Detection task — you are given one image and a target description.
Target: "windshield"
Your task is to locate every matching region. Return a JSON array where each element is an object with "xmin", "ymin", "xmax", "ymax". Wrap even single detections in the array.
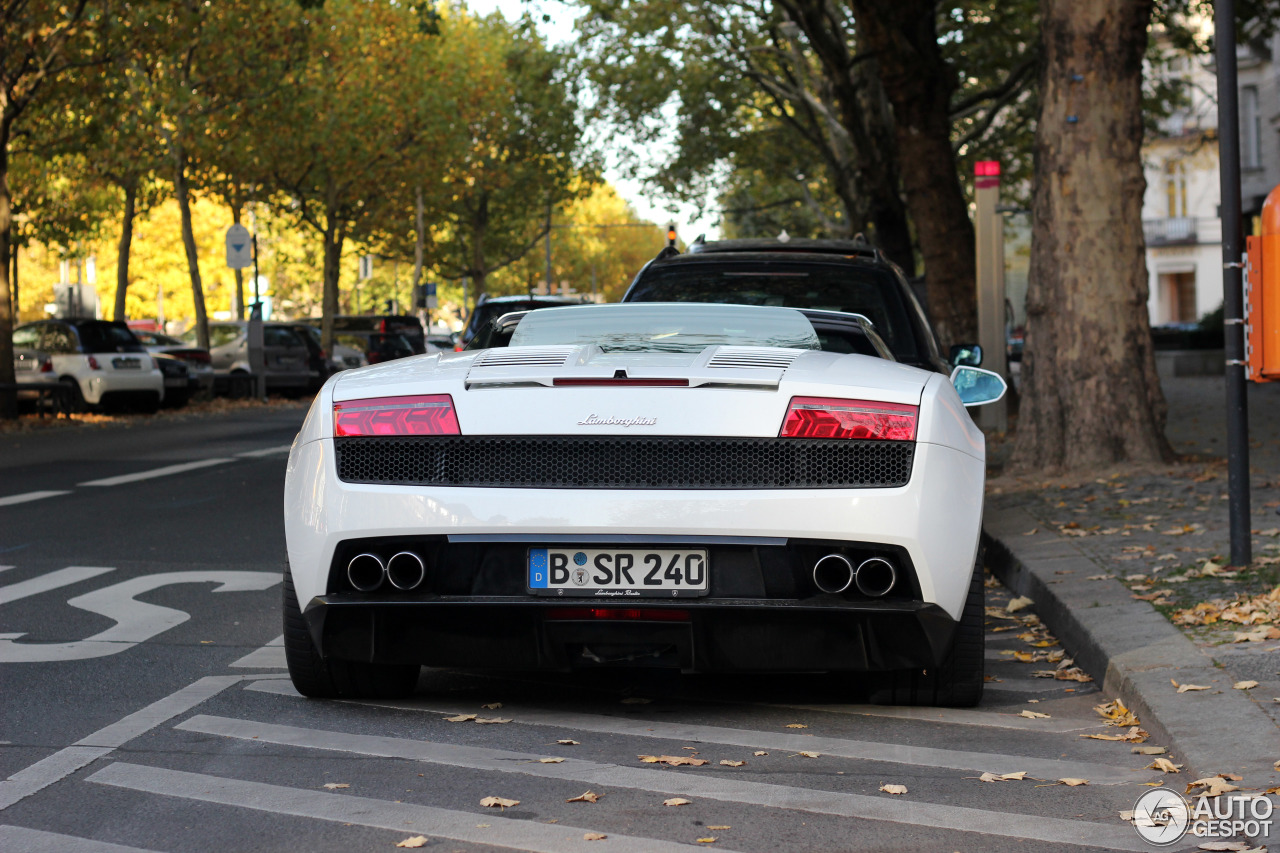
[
  {"xmin": 75, "ymin": 322, "xmax": 145, "ymax": 353},
  {"xmin": 625, "ymin": 262, "xmax": 918, "ymax": 360},
  {"xmin": 508, "ymin": 303, "xmax": 819, "ymax": 353}
]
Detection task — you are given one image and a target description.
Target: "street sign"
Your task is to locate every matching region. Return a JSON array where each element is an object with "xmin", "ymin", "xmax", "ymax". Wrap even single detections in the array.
[
  {"xmin": 359, "ymin": 255, "xmax": 373, "ymax": 280},
  {"xmin": 226, "ymin": 224, "xmax": 252, "ymax": 269}
]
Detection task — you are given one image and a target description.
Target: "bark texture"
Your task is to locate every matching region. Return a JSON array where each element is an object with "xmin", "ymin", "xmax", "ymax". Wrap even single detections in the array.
[
  {"xmin": 113, "ymin": 177, "xmax": 138, "ymax": 322},
  {"xmin": 1011, "ymin": 0, "xmax": 1173, "ymax": 471},
  {"xmin": 319, "ymin": 201, "xmax": 344, "ymax": 356},
  {"xmin": 849, "ymin": 0, "xmax": 978, "ymax": 346},
  {"xmin": 0, "ymin": 125, "xmax": 15, "ymax": 418},
  {"xmin": 173, "ymin": 142, "xmax": 210, "ymax": 350}
]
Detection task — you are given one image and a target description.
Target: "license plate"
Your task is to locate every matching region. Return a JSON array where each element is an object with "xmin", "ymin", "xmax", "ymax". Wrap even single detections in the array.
[
  {"xmin": 112, "ymin": 357, "xmax": 141, "ymax": 369},
  {"xmin": 528, "ymin": 548, "xmax": 708, "ymax": 598}
]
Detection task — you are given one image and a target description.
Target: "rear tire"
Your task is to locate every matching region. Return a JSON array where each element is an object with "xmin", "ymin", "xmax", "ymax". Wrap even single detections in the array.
[
  {"xmin": 869, "ymin": 555, "xmax": 985, "ymax": 708},
  {"xmin": 59, "ymin": 377, "xmax": 86, "ymax": 414},
  {"xmin": 283, "ymin": 569, "xmax": 419, "ymax": 699}
]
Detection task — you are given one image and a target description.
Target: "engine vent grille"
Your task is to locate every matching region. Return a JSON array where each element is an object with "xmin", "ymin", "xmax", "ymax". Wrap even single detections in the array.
[
  {"xmin": 707, "ymin": 347, "xmax": 805, "ymax": 370},
  {"xmin": 472, "ymin": 347, "xmax": 574, "ymax": 368},
  {"xmin": 334, "ymin": 436, "xmax": 913, "ymax": 489}
]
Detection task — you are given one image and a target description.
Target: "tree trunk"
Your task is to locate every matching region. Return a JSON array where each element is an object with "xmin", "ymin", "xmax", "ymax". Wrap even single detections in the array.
[
  {"xmin": 411, "ymin": 185, "xmax": 424, "ymax": 309},
  {"xmin": 850, "ymin": 0, "xmax": 977, "ymax": 348},
  {"xmin": 113, "ymin": 176, "xmax": 138, "ymax": 322},
  {"xmin": 470, "ymin": 205, "xmax": 488, "ymax": 297},
  {"xmin": 320, "ymin": 210, "xmax": 344, "ymax": 356},
  {"xmin": 1010, "ymin": 0, "xmax": 1172, "ymax": 471},
  {"xmin": 173, "ymin": 142, "xmax": 209, "ymax": 350},
  {"xmin": 0, "ymin": 120, "xmax": 16, "ymax": 419}
]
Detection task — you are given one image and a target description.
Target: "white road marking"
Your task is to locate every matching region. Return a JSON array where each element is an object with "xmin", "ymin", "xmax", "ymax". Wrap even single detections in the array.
[
  {"xmin": 0, "ymin": 571, "xmax": 280, "ymax": 663},
  {"xmin": 78, "ymin": 459, "xmax": 234, "ymax": 487},
  {"xmin": 0, "ymin": 566, "xmax": 115, "ymax": 607},
  {"xmin": 0, "ymin": 491, "xmax": 72, "ymax": 507},
  {"xmin": 176, "ymin": 715, "xmax": 1150, "ymax": 851},
  {"xmin": 0, "ymin": 824, "xmax": 163, "ymax": 853},
  {"xmin": 0, "ymin": 566, "xmax": 14, "ymax": 572},
  {"xmin": 90, "ymin": 762, "xmax": 692, "ymax": 853},
  {"xmin": 228, "ymin": 635, "xmax": 286, "ymax": 668},
  {"xmin": 770, "ymin": 703, "xmax": 1106, "ymax": 733},
  {"xmin": 235, "ymin": 444, "xmax": 293, "ymax": 458},
  {"xmin": 0, "ymin": 675, "xmax": 243, "ymax": 812},
  {"xmin": 246, "ymin": 679, "xmax": 1138, "ymax": 783}
]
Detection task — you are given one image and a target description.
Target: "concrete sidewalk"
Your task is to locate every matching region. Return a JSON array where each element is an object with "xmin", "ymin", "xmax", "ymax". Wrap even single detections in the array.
[{"xmin": 983, "ymin": 376, "xmax": 1280, "ymax": 788}]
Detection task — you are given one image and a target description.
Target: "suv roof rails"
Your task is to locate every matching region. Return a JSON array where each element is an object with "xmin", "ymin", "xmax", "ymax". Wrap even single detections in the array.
[{"xmin": 682, "ymin": 236, "xmax": 883, "ymax": 261}]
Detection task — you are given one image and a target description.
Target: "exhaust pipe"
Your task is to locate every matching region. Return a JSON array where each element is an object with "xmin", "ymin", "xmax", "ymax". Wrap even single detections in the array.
[
  {"xmin": 347, "ymin": 553, "xmax": 386, "ymax": 592},
  {"xmin": 386, "ymin": 551, "xmax": 426, "ymax": 591},
  {"xmin": 813, "ymin": 554, "xmax": 854, "ymax": 594},
  {"xmin": 855, "ymin": 557, "xmax": 897, "ymax": 598}
]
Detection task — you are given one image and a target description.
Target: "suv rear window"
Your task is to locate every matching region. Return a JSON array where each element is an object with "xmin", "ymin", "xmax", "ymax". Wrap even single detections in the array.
[
  {"xmin": 74, "ymin": 322, "xmax": 146, "ymax": 353},
  {"xmin": 626, "ymin": 263, "xmax": 918, "ymax": 361}
]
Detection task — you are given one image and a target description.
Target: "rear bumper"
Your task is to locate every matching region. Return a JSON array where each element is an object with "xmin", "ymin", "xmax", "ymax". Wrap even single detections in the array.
[
  {"xmin": 84, "ymin": 371, "xmax": 164, "ymax": 404},
  {"xmin": 301, "ymin": 596, "xmax": 959, "ymax": 673}
]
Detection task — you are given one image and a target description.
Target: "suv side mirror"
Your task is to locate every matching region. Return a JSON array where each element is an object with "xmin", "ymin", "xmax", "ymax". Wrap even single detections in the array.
[
  {"xmin": 949, "ymin": 343, "xmax": 983, "ymax": 367},
  {"xmin": 950, "ymin": 366, "xmax": 1008, "ymax": 407}
]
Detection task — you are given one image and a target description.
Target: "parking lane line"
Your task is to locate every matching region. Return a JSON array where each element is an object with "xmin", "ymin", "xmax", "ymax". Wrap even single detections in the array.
[
  {"xmin": 0, "ymin": 566, "xmax": 115, "ymax": 607},
  {"xmin": 0, "ymin": 824, "xmax": 164, "ymax": 853},
  {"xmin": 245, "ymin": 679, "xmax": 1139, "ymax": 783},
  {"xmin": 228, "ymin": 635, "xmax": 285, "ymax": 668},
  {"xmin": 175, "ymin": 714, "xmax": 1151, "ymax": 851},
  {"xmin": 78, "ymin": 459, "xmax": 235, "ymax": 487},
  {"xmin": 234, "ymin": 444, "xmax": 293, "ymax": 458},
  {"xmin": 89, "ymin": 762, "xmax": 691, "ymax": 853},
  {"xmin": 768, "ymin": 703, "xmax": 1106, "ymax": 733},
  {"xmin": 0, "ymin": 491, "xmax": 73, "ymax": 507}
]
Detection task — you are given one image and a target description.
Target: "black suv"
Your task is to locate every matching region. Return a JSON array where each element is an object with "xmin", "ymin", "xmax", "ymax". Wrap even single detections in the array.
[
  {"xmin": 621, "ymin": 237, "xmax": 955, "ymax": 374},
  {"xmin": 458, "ymin": 294, "xmax": 587, "ymax": 349}
]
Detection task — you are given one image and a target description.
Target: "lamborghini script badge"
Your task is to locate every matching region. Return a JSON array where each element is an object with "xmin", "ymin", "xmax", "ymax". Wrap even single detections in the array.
[{"xmin": 577, "ymin": 415, "xmax": 657, "ymax": 427}]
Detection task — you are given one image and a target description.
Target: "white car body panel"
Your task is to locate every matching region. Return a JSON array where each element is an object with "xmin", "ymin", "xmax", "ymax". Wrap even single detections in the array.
[{"xmin": 51, "ymin": 352, "xmax": 164, "ymax": 405}]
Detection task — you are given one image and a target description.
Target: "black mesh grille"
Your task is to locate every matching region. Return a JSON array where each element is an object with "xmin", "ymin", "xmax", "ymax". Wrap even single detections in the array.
[{"xmin": 334, "ymin": 436, "xmax": 913, "ymax": 489}]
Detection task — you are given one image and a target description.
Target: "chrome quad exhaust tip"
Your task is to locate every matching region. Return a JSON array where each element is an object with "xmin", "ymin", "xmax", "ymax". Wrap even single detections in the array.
[
  {"xmin": 813, "ymin": 553, "xmax": 855, "ymax": 594},
  {"xmin": 347, "ymin": 553, "xmax": 386, "ymax": 592},
  {"xmin": 386, "ymin": 551, "xmax": 426, "ymax": 591},
  {"xmin": 854, "ymin": 557, "xmax": 897, "ymax": 598}
]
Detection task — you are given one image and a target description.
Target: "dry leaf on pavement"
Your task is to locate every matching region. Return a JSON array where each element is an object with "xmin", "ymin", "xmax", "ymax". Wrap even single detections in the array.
[
  {"xmin": 445, "ymin": 714, "xmax": 477, "ymax": 722},
  {"xmin": 1194, "ymin": 841, "xmax": 1252, "ymax": 851},
  {"xmin": 481, "ymin": 702, "xmax": 502, "ymax": 710},
  {"xmin": 322, "ymin": 783, "xmax": 350, "ymax": 789},
  {"xmin": 696, "ymin": 838, "xmax": 717, "ymax": 845},
  {"xmin": 480, "ymin": 797, "xmax": 519, "ymax": 809},
  {"xmin": 566, "ymin": 791, "xmax": 601, "ymax": 803},
  {"xmin": 879, "ymin": 784, "xmax": 908, "ymax": 795},
  {"xmin": 557, "ymin": 739, "xmax": 580, "ymax": 745},
  {"xmin": 1058, "ymin": 778, "xmax": 1089, "ymax": 786},
  {"xmin": 1095, "ymin": 699, "xmax": 1140, "ymax": 727},
  {"xmin": 707, "ymin": 826, "xmax": 730, "ymax": 830},
  {"xmin": 784, "ymin": 723, "xmax": 807, "ymax": 729},
  {"xmin": 639, "ymin": 755, "xmax": 709, "ymax": 767},
  {"xmin": 583, "ymin": 832, "xmax": 607, "ymax": 841},
  {"xmin": 1132, "ymin": 746, "xmax": 1168, "ymax": 755},
  {"xmin": 475, "ymin": 717, "xmax": 512, "ymax": 724},
  {"xmin": 1185, "ymin": 777, "xmax": 1240, "ymax": 798},
  {"xmin": 753, "ymin": 751, "xmax": 768, "ymax": 756},
  {"xmin": 719, "ymin": 760, "xmax": 746, "ymax": 767},
  {"xmin": 663, "ymin": 797, "xmax": 692, "ymax": 806},
  {"xmin": 1007, "ymin": 596, "xmax": 1033, "ymax": 613},
  {"xmin": 1173, "ymin": 680, "xmax": 1211, "ymax": 693},
  {"xmin": 1149, "ymin": 758, "xmax": 1183, "ymax": 773},
  {"xmin": 396, "ymin": 836, "xmax": 429, "ymax": 848},
  {"xmin": 798, "ymin": 751, "xmax": 821, "ymax": 759},
  {"xmin": 1233, "ymin": 680, "xmax": 1259, "ymax": 690},
  {"xmin": 1019, "ymin": 710, "xmax": 1051, "ymax": 719},
  {"xmin": 538, "ymin": 758, "xmax": 564, "ymax": 764},
  {"xmin": 977, "ymin": 771, "xmax": 1028, "ymax": 782}
]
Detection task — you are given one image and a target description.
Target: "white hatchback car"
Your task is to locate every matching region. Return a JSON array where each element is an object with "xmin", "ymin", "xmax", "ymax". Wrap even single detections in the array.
[{"xmin": 12, "ymin": 320, "xmax": 164, "ymax": 412}]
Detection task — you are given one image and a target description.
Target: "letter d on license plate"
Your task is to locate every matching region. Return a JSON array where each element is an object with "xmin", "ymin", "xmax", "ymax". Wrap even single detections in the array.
[{"xmin": 528, "ymin": 548, "xmax": 708, "ymax": 597}]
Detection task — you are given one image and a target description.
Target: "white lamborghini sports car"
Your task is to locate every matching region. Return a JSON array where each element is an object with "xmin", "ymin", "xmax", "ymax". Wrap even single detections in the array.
[{"xmin": 283, "ymin": 303, "xmax": 1007, "ymax": 707}]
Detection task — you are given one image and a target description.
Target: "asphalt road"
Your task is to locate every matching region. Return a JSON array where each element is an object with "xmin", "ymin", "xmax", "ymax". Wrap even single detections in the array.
[{"xmin": 0, "ymin": 406, "xmax": 1195, "ymax": 852}]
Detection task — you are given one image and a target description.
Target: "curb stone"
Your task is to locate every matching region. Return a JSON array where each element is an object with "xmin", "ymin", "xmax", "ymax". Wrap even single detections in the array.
[{"xmin": 984, "ymin": 501, "xmax": 1280, "ymax": 785}]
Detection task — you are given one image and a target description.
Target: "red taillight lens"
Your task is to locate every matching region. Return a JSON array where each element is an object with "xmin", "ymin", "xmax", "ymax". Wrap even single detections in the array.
[
  {"xmin": 333, "ymin": 394, "xmax": 460, "ymax": 436},
  {"xmin": 780, "ymin": 396, "xmax": 917, "ymax": 441},
  {"xmin": 544, "ymin": 608, "xmax": 690, "ymax": 622},
  {"xmin": 40, "ymin": 358, "xmax": 53, "ymax": 373},
  {"xmin": 87, "ymin": 356, "xmax": 101, "ymax": 370}
]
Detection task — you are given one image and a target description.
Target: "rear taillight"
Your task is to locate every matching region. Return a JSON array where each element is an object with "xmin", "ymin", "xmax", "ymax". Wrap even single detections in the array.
[
  {"xmin": 40, "ymin": 358, "xmax": 53, "ymax": 373},
  {"xmin": 87, "ymin": 356, "xmax": 101, "ymax": 370},
  {"xmin": 333, "ymin": 394, "xmax": 460, "ymax": 437},
  {"xmin": 181, "ymin": 351, "xmax": 212, "ymax": 365},
  {"xmin": 780, "ymin": 397, "xmax": 917, "ymax": 441}
]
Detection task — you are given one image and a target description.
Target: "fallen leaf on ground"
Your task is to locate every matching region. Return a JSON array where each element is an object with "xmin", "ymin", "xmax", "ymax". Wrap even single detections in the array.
[
  {"xmin": 566, "ymin": 791, "xmax": 601, "ymax": 803},
  {"xmin": 1019, "ymin": 710, "xmax": 1051, "ymax": 719},
  {"xmin": 753, "ymin": 751, "xmax": 768, "ymax": 756},
  {"xmin": 621, "ymin": 697, "xmax": 652, "ymax": 704},
  {"xmin": 475, "ymin": 717, "xmax": 512, "ymax": 724},
  {"xmin": 538, "ymin": 757, "xmax": 565, "ymax": 764},
  {"xmin": 663, "ymin": 797, "xmax": 692, "ymax": 807},
  {"xmin": 798, "ymin": 751, "xmax": 821, "ymax": 759},
  {"xmin": 1149, "ymin": 758, "xmax": 1183, "ymax": 773},
  {"xmin": 1185, "ymin": 777, "xmax": 1240, "ymax": 798},
  {"xmin": 1023, "ymin": 528, "xmax": 1039, "ymax": 535},
  {"xmin": 557, "ymin": 739, "xmax": 580, "ymax": 745},
  {"xmin": 707, "ymin": 825, "xmax": 730, "ymax": 830},
  {"xmin": 1087, "ymin": 574, "xmax": 1110, "ymax": 581},
  {"xmin": 1233, "ymin": 680, "xmax": 1260, "ymax": 690},
  {"xmin": 696, "ymin": 838, "xmax": 717, "ymax": 844},
  {"xmin": 1195, "ymin": 842, "xmax": 1253, "ymax": 851},
  {"xmin": 1058, "ymin": 778, "xmax": 1089, "ymax": 786},
  {"xmin": 719, "ymin": 760, "xmax": 746, "ymax": 767},
  {"xmin": 1007, "ymin": 596, "xmax": 1033, "ymax": 613},
  {"xmin": 1173, "ymin": 680, "xmax": 1211, "ymax": 693},
  {"xmin": 1081, "ymin": 726, "xmax": 1148, "ymax": 743},
  {"xmin": 978, "ymin": 771, "xmax": 1027, "ymax": 782},
  {"xmin": 445, "ymin": 714, "xmax": 477, "ymax": 722},
  {"xmin": 481, "ymin": 702, "xmax": 502, "ymax": 710},
  {"xmin": 583, "ymin": 832, "xmax": 607, "ymax": 841},
  {"xmin": 396, "ymin": 836, "xmax": 429, "ymax": 848},
  {"xmin": 639, "ymin": 755, "xmax": 709, "ymax": 767},
  {"xmin": 322, "ymin": 783, "xmax": 349, "ymax": 789},
  {"xmin": 682, "ymin": 747, "xmax": 699, "ymax": 752},
  {"xmin": 784, "ymin": 723, "xmax": 808, "ymax": 729},
  {"xmin": 1132, "ymin": 746, "xmax": 1167, "ymax": 755},
  {"xmin": 879, "ymin": 783, "xmax": 908, "ymax": 795},
  {"xmin": 480, "ymin": 797, "xmax": 519, "ymax": 809}
]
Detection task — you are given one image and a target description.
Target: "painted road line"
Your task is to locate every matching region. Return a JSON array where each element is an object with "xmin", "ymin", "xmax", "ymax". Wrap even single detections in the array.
[
  {"xmin": 90, "ymin": 762, "xmax": 692, "ymax": 853},
  {"xmin": 177, "ymin": 714, "xmax": 1148, "ymax": 851},
  {"xmin": 78, "ymin": 458, "xmax": 235, "ymax": 487},
  {"xmin": 229, "ymin": 635, "xmax": 286, "ymax": 668},
  {"xmin": 235, "ymin": 444, "xmax": 293, "ymax": 458},
  {"xmin": 0, "ymin": 566, "xmax": 114, "ymax": 607},
  {"xmin": 0, "ymin": 491, "xmax": 73, "ymax": 508},
  {"xmin": 0, "ymin": 824, "xmax": 163, "ymax": 853},
  {"xmin": 246, "ymin": 679, "xmax": 1140, "ymax": 783},
  {"xmin": 0, "ymin": 675, "xmax": 244, "ymax": 812},
  {"xmin": 768, "ymin": 703, "xmax": 1107, "ymax": 733}
]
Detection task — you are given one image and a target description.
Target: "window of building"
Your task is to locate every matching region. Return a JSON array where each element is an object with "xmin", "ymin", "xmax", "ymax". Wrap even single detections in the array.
[
  {"xmin": 1242, "ymin": 85, "xmax": 1262, "ymax": 170},
  {"xmin": 1165, "ymin": 160, "xmax": 1188, "ymax": 218}
]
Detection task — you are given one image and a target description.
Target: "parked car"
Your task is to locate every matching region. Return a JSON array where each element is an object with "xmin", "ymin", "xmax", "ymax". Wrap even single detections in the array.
[
  {"xmin": 131, "ymin": 330, "xmax": 215, "ymax": 397},
  {"xmin": 12, "ymin": 320, "xmax": 164, "ymax": 412},
  {"xmin": 331, "ymin": 315, "xmax": 428, "ymax": 356},
  {"xmin": 334, "ymin": 331, "xmax": 415, "ymax": 365},
  {"xmin": 621, "ymin": 237, "xmax": 962, "ymax": 375},
  {"xmin": 181, "ymin": 321, "xmax": 312, "ymax": 394},
  {"xmin": 152, "ymin": 353, "xmax": 193, "ymax": 408},
  {"xmin": 293, "ymin": 325, "xmax": 368, "ymax": 385},
  {"xmin": 282, "ymin": 302, "xmax": 1008, "ymax": 705},
  {"xmin": 457, "ymin": 295, "xmax": 587, "ymax": 349}
]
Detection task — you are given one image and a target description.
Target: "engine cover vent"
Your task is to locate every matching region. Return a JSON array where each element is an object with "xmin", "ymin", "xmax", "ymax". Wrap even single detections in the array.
[
  {"xmin": 706, "ymin": 347, "xmax": 805, "ymax": 370},
  {"xmin": 472, "ymin": 347, "xmax": 575, "ymax": 368}
]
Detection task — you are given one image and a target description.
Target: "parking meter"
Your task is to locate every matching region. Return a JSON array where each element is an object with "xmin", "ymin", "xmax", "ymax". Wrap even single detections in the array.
[{"xmin": 247, "ymin": 303, "xmax": 266, "ymax": 400}]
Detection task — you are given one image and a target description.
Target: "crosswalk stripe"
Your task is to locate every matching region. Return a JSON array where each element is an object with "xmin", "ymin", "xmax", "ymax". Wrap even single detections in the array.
[
  {"xmin": 0, "ymin": 824, "xmax": 163, "ymax": 853},
  {"xmin": 177, "ymin": 714, "xmax": 1149, "ymax": 851},
  {"xmin": 246, "ymin": 679, "xmax": 1139, "ymax": 783},
  {"xmin": 88, "ymin": 762, "xmax": 692, "ymax": 853}
]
